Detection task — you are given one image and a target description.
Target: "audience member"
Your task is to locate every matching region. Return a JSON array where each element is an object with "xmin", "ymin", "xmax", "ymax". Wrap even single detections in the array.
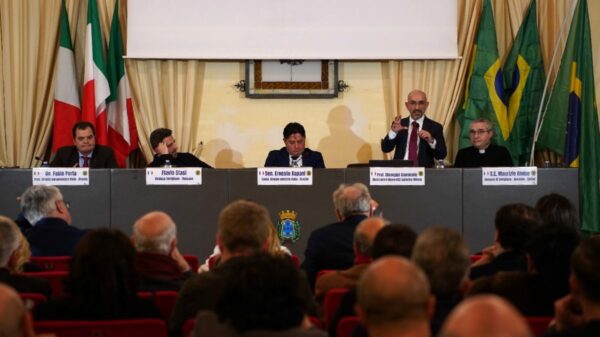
[
  {"xmin": 34, "ymin": 228, "xmax": 161, "ymax": 320},
  {"xmin": 470, "ymin": 203, "xmax": 541, "ymax": 280},
  {"xmin": 192, "ymin": 253, "xmax": 326, "ymax": 337},
  {"xmin": 265, "ymin": 122, "xmax": 325, "ymax": 168},
  {"xmin": 50, "ymin": 121, "xmax": 118, "ymax": 168},
  {"xmin": 454, "ymin": 118, "xmax": 514, "ymax": 167},
  {"xmin": 356, "ymin": 256, "xmax": 434, "ymax": 337},
  {"xmin": 132, "ymin": 211, "xmax": 192, "ymax": 291},
  {"xmin": 7, "ymin": 229, "xmax": 38, "ymax": 273},
  {"xmin": 535, "ymin": 193, "xmax": 580, "ymax": 235},
  {"xmin": 381, "ymin": 89, "xmax": 447, "ymax": 167},
  {"xmin": 20, "ymin": 185, "xmax": 87, "ymax": 256},
  {"xmin": 148, "ymin": 128, "xmax": 212, "ymax": 168},
  {"xmin": 0, "ymin": 284, "xmax": 36, "ymax": 337},
  {"xmin": 440, "ymin": 295, "xmax": 532, "ymax": 337},
  {"xmin": 412, "ymin": 226, "xmax": 471, "ymax": 336},
  {"xmin": 0, "ymin": 216, "xmax": 51, "ymax": 297},
  {"xmin": 545, "ymin": 237, "xmax": 600, "ymax": 336},
  {"xmin": 314, "ymin": 217, "xmax": 387, "ymax": 300}
]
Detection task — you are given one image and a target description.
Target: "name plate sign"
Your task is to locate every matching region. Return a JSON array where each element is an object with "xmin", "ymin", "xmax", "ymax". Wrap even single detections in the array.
[
  {"xmin": 32, "ymin": 168, "xmax": 90, "ymax": 186},
  {"xmin": 146, "ymin": 168, "xmax": 202, "ymax": 185},
  {"xmin": 370, "ymin": 167, "xmax": 425, "ymax": 186},
  {"xmin": 257, "ymin": 168, "xmax": 313, "ymax": 185},
  {"xmin": 482, "ymin": 167, "xmax": 538, "ymax": 186}
]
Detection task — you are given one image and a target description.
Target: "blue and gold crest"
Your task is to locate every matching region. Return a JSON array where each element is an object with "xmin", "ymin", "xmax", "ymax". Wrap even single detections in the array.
[{"xmin": 277, "ymin": 210, "xmax": 301, "ymax": 244}]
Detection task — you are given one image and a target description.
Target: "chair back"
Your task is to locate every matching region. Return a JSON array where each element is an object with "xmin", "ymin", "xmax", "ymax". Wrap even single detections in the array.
[
  {"xmin": 182, "ymin": 318, "xmax": 196, "ymax": 337},
  {"xmin": 30, "ymin": 256, "xmax": 71, "ymax": 271},
  {"xmin": 526, "ymin": 316, "xmax": 553, "ymax": 337},
  {"xmin": 183, "ymin": 255, "xmax": 199, "ymax": 272},
  {"xmin": 137, "ymin": 291, "xmax": 179, "ymax": 320},
  {"xmin": 22, "ymin": 271, "xmax": 69, "ymax": 298},
  {"xmin": 337, "ymin": 316, "xmax": 360, "ymax": 337},
  {"xmin": 19, "ymin": 292, "xmax": 47, "ymax": 310},
  {"xmin": 323, "ymin": 288, "xmax": 350, "ymax": 328},
  {"xmin": 34, "ymin": 319, "xmax": 167, "ymax": 337}
]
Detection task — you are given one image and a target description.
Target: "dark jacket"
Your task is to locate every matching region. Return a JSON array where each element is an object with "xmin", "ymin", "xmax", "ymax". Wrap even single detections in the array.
[
  {"xmin": 381, "ymin": 116, "xmax": 446, "ymax": 167},
  {"xmin": 264, "ymin": 148, "xmax": 325, "ymax": 168},
  {"xmin": 148, "ymin": 152, "xmax": 212, "ymax": 168},
  {"xmin": 25, "ymin": 217, "xmax": 88, "ymax": 257},
  {"xmin": 51, "ymin": 145, "xmax": 118, "ymax": 168},
  {"xmin": 0, "ymin": 268, "xmax": 52, "ymax": 298}
]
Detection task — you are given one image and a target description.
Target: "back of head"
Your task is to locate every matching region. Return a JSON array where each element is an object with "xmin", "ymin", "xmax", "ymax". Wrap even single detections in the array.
[
  {"xmin": 218, "ymin": 200, "xmax": 271, "ymax": 255},
  {"xmin": 354, "ymin": 217, "xmax": 388, "ymax": 258},
  {"xmin": 495, "ymin": 203, "xmax": 541, "ymax": 251},
  {"xmin": 412, "ymin": 226, "xmax": 470, "ymax": 297},
  {"xmin": 535, "ymin": 193, "xmax": 580, "ymax": 234},
  {"xmin": 371, "ymin": 223, "xmax": 417, "ymax": 259},
  {"xmin": 283, "ymin": 122, "xmax": 306, "ymax": 138},
  {"xmin": 440, "ymin": 295, "xmax": 532, "ymax": 337},
  {"xmin": 132, "ymin": 211, "xmax": 176, "ymax": 255},
  {"xmin": 215, "ymin": 253, "xmax": 306, "ymax": 333},
  {"xmin": 571, "ymin": 237, "xmax": 600, "ymax": 303},
  {"xmin": 332, "ymin": 183, "xmax": 371, "ymax": 218},
  {"xmin": 68, "ymin": 228, "xmax": 138, "ymax": 318},
  {"xmin": 0, "ymin": 216, "xmax": 20, "ymax": 268},
  {"xmin": 149, "ymin": 128, "xmax": 172, "ymax": 149},
  {"xmin": 0, "ymin": 284, "xmax": 29, "ymax": 337},
  {"xmin": 357, "ymin": 256, "xmax": 431, "ymax": 326},
  {"xmin": 20, "ymin": 185, "xmax": 62, "ymax": 225}
]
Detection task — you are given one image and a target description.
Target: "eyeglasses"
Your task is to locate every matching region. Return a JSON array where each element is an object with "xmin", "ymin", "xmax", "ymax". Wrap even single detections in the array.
[
  {"xmin": 59, "ymin": 200, "xmax": 71, "ymax": 209},
  {"xmin": 469, "ymin": 129, "xmax": 491, "ymax": 136}
]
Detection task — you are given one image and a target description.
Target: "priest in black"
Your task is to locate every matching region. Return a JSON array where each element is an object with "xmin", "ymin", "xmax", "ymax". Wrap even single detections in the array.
[
  {"xmin": 148, "ymin": 128, "xmax": 212, "ymax": 168},
  {"xmin": 454, "ymin": 118, "xmax": 513, "ymax": 168}
]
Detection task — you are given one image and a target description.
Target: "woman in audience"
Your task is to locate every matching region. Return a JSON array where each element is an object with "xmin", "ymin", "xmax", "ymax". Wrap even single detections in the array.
[
  {"xmin": 7, "ymin": 230, "xmax": 39, "ymax": 273},
  {"xmin": 34, "ymin": 228, "xmax": 160, "ymax": 320}
]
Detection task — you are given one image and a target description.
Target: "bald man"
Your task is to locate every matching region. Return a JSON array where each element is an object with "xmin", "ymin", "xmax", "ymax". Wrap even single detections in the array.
[
  {"xmin": 356, "ymin": 256, "xmax": 435, "ymax": 337},
  {"xmin": 381, "ymin": 89, "xmax": 447, "ymax": 167},
  {"xmin": 440, "ymin": 295, "xmax": 533, "ymax": 337},
  {"xmin": 0, "ymin": 284, "xmax": 35, "ymax": 337},
  {"xmin": 132, "ymin": 211, "xmax": 192, "ymax": 291},
  {"xmin": 315, "ymin": 217, "xmax": 387, "ymax": 300}
]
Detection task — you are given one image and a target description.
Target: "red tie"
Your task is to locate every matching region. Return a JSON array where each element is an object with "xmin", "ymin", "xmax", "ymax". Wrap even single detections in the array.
[
  {"xmin": 82, "ymin": 156, "xmax": 90, "ymax": 168},
  {"xmin": 408, "ymin": 121, "xmax": 419, "ymax": 166}
]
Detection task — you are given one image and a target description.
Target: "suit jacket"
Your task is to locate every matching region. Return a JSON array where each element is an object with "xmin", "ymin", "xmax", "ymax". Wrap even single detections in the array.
[
  {"xmin": 25, "ymin": 217, "xmax": 88, "ymax": 257},
  {"xmin": 50, "ymin": 145, "xmax": 118, "ymax": 168},
  {"xmin": 148, "ymin": 152, "xmax": 212, "ymax": 168},
  {"xmin": 380, "ymin": 116, "xmax": 447, "ymax": 167},
  {"xmin": 264, "ymin": 148, "xmax": 325, "ymax": 168}
]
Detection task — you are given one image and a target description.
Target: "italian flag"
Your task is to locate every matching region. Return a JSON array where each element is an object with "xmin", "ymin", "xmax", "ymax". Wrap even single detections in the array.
[
  {"xmin": 52, "ymin": 0, "xmax": 80, "ymax": 152},
  {"xmin": 106, "ymin": 0, "xmax": 139, "ymax": 167},
  {"xmin": 82, "ymin": 0, "xmax": 110, "ymax": 145}
]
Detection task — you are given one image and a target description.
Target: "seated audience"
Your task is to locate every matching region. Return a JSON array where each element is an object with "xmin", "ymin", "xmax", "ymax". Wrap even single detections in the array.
[
  {"xmin": 412, "ymin": 226, "xmax": 471, "ymax": 336},
  {"xmin": 356, "ymin": 256, "xmax": 434, "ymax": 337},
  {"xmin": 20, "ymin": 185, "xmax": 87, "ymax": 256},
  {"xmin": 132, "ymin": 211, "xmax": 193, "ymax": 291},
  {"xmin": 303, "ymin": 183, "xmax": 372, "ymax": 288},
  {"xmin": 440, "ymin": 295, "xmax": 532, "ymax": 337},
  {"xmin": 0, "ymin": 216, "xmax": 51, "ymax": 297},
  {"xmin": 454, "ymin": 118, "xmax": 514, "ymax": 167},
  {"xmin": 314, "ymin": 217, "xmax": 387, "ymax": 301},
  {"xmin": 0, "ymin": 284, "xmax": 36, "ymax": 337},
  {"xmin": 8, "ymin": 229, "xmax": 39, "ymax": 273},
  {"xmin": 34, "ymin": 228, "xmax": 161, "ymax": 320},
  {"xmin": 265, "ymin": 122, "xmax": 325, "ymax": 168},
  {"xmin": 535, "ymin": 193, "xmax": 580, "ymax": 235},
  {"xmin": 148, "ymin": 128, "xmax": 212, "ymax": 168},
  {"xmin": 470, "ymin": 203, "xmax": 541, "ymax": 280},
  {"xmin": 50, "ymin": 121, "xmax": 118, "ymax": 168},
  {"xmin": 191, "ymin": 253, "xmax": 326, "ymax": 337}
]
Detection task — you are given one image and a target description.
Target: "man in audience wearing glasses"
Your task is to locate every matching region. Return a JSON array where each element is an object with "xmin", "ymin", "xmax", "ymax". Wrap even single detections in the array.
[{"xmin": 453, "ymin": 117, "xmax": 513, "ymax": 168}]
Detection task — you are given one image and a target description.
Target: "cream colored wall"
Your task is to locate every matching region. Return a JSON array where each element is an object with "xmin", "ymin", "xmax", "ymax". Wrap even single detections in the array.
[{"xmin": 197, "ymin": 62, "xmax": 390, "ymax": 168}]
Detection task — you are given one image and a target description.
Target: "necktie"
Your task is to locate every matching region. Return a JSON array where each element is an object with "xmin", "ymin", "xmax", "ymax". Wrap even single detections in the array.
[
  {"xmin": 408, "ymin": 121, "xmax": 419, "ymax": 166},
  {"xmin": 82, "ymin": 156, "xmax": 90, "ymax": 168}
]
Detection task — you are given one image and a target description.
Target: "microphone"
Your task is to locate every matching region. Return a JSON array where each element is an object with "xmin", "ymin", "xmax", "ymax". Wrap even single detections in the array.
[{"xmin": 35, "ymin": 155, "xmax": 49, "ymax": 167}]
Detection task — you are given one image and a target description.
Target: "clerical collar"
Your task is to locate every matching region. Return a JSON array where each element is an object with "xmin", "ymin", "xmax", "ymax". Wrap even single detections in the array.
[{"xmin": 478, "ymin": 148, "xmax": 486, "ymax": 154}]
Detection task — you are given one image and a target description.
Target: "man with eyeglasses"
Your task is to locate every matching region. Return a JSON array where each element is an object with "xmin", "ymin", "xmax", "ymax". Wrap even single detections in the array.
[
  {"xmin": 381, "ymin": 89, "xmax": 447, "ymax": 167},
  {"xmin": 19, "ymin": 185, "xmax": 87, "ymax": 256},
  {"xmin": 454, "ymin": 118, "xmax": 513, "ymax": 168}
]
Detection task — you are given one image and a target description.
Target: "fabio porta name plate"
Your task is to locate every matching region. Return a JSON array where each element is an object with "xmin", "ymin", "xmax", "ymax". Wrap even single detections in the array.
[
  {"xmin": 482, "ymin": 167, "xmax": 538, "ymax": 186},
  {"xmin": 257, "ymin": 168, "xmax": 313, "ymax": 185},
  {"xmin": 32, "ymin": 168, "xmax": 90, "ymax": 186},
  {"xmin": 370, "ymin": 167, "xmax": 425, "ymax": 186},
  {"xmin": 146, "ymin": 168, "xmax": 202, "ymax": 185}
]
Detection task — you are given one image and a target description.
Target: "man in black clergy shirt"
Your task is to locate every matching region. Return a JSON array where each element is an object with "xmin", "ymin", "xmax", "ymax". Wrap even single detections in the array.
[
  {"xmin": 148, "ymin": 128, "xmax": 212, "ymax": 168},
  {"xmin": 454, "ymin": 118, "xmax": 513, "ymax": 168},
  {"xmin": 51, "ymin": 121, "xmax": 118, "ymax": 168}
]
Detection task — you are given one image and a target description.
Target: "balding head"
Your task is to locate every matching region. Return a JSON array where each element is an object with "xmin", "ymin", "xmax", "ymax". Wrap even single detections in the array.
[
  {"xmin": 0, "ymin": 284, "xmax": 34, "ymax": 337},
  {"xmin": 441, "ymin": 295, "xmax": 532, "ymax": 337},
  {"xmin": 133, "ymin": 211, "xmax": 176, "ymax": 255},
  {"xmin": 332, "ymin": 183, "xmax": 371, "ymax": 219},
  {"xmin": 357, "ymin": 256, "xmax": 433, "ymax": 329},
  {"xmin": 354, "ymin": 217, "xmax": 387, "ymax": 257}
]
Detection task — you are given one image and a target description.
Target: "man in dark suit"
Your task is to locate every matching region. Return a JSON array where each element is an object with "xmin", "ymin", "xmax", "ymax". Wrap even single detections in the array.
[
  {"xmin": 381, "ymin": 89, "xmax": 447, "ymax": 167},
  {"xmin": 264, "ymin": 122, "xmax": 325, "ymax": 168},
  {"xmin": 148, "ymin": 128, "xmax": 212, "ymax": 168},
  {"xmin": 50, "ymin": 121, "xmax": 118, "ymax": 168}
]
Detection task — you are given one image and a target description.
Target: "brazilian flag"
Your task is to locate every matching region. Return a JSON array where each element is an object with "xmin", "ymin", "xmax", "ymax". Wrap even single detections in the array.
[
  {"xmin": 503, "ymin": 0, "xmax": 545, "ymax": 166},
  {"xmin": 537, "ymin": 0, "xmax": 600, "ymax": 233},
  {"xmin": 456, "ymin": 0, "xmax": 508, "ymax": 150}
]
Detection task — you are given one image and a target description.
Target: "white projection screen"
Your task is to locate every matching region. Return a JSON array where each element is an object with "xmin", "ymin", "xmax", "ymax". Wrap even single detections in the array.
[{"xmin": 127, "ymin": 0, "xmax": 457, "ymax": 60}]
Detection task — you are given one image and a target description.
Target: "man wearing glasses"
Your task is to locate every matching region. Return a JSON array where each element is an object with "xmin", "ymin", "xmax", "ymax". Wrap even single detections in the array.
[
  {"xmin": 381, "ymin": 89, "xmax": 447, "ymax": 167},
  {"xmin": 454, "ymin": 118, "xmax": 513, "ymax": 168},
  {"xmin": 19, "ymin": 185, "xmax": 87, "ymax": 256}
]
